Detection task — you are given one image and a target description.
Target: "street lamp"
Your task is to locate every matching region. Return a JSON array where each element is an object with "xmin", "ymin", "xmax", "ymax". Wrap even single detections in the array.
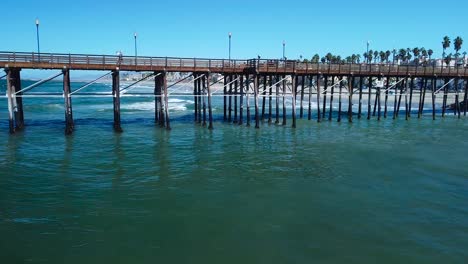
[
  {"xmin": 35, "ymin": 18, "xmax": 40, "ymax": 61},
  {"xmin": 228, "ymin": 32, "xmax": 232, "ymax": 63},
  {"xmin": 134, "ymin": 32, "xmax": 138, "ymax": 66},
  {"xmin": 282, "ymin": 40, "xmax": 286, "ymax": 60},
  {"xmin": 366, "ymin": 40, "xmax": 370, "ymax": 64}
]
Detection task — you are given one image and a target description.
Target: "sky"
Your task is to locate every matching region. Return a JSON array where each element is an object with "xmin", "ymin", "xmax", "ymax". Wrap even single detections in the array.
[{"xmin": 1, "ymin": 0, "xmax": 467, "ymax": 62}]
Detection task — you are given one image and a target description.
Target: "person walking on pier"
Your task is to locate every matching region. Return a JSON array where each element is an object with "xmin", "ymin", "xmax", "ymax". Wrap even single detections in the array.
[{"xmin": 116, "ymin": 51, "xmax": 123, "ymax": 66}]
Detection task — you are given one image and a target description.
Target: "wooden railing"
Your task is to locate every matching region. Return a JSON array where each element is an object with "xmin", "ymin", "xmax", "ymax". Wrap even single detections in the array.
[{"xmin": 1, "ymin": 51, "xmax": 467, "ymax": 76}]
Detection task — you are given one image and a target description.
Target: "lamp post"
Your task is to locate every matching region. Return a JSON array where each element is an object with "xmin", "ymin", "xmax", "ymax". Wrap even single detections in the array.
[
  {"xmin": 228, "ymin": 32, "xmax": 232, "ymax": 63},
  {"xmin": 35, "ymin": 18, "xmax": 40, "ymax": 61},
  {"xmin": 366, "ymin": 41, "xmax": 370, "ymax": 64},
  {"xmin": 282, "ymin": 40, "xmax": 286, "ymax": 60},
  {"xmin": 134, "ymin": 32, "xmax": 138, "ymax": 66}
]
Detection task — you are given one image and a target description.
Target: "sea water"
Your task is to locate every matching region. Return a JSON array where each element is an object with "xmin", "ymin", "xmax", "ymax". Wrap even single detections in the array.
[{"xmin": 0, "ymin": 80, "xmax": 467, "ymax": 263}]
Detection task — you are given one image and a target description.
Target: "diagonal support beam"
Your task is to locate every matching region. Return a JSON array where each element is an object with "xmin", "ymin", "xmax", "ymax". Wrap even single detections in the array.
[
  {"xmin": 167, "ymin": 73, "xmax": 194, "ymax": 89},
  {"xmin": 434, "ymin": 78, "xmax": 454, "ymax": 94},
  {"xmin": 71, "ymin": 71, "xmax": 112, "ymax": 95},
  {"xmin": 120, "ymin": 72, "xmax": 158, "ymax": 94},
  {"xmin": 14, "ymin": 71, "xmax": 63, "ymax": 95}
]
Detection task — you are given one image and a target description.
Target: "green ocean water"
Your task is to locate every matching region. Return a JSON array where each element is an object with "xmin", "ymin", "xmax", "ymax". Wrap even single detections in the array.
[{"xmin": 0, "ymin": 80, "xmax": 467, "ymax": 263}]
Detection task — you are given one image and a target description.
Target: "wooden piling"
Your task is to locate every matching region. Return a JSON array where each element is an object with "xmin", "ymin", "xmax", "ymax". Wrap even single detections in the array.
[
  {"xmin": 155, "ymin": 72, "xmax": 165, "ymax": 126},
  {"xmin": 275, "ymin": 75, "xmax": 280, "ymax": 124},
  {"xmin": 377, "ymin": 78, "xmax": 381, "ymax": 121},
  {"xmin": 337, "ymin": 77, "xmax": 342, "ymax": 122},
  {"xmin": 432, "ymin": 77, "xmax": 436, "ymax": 120},
  {"xmin": 348, "ymin": 75, "xmax": 353, "ymax": 123},
  {"xmin": 207, "ymin": 72, "xmax": 213, "ymax": 129},
  {"xmin": 322, "ymin": 75, "xmax": 328, "ymax": 119},
  {"xmin": 384, "ymin": 76, "xmax": 390, "ymax": 118},
  {"xmin": 408, "ymin": 77, "xmax": 414, "ymax": 118},
  {"xmin": 292, "ymin": 75, "xmax": 297, "ymax": 128},
  {"xmin": 367, "ymin": 76, "xmax": 372, "ymax": 120},
  {"xmin": 404, "ymin": 78, "xmax": 409, "ymax": 121},
  {"xmin": 246, "ymin": 74, "xmax": 251, "ymax": 127},
  {"xmin": 6, "ymin": 68, "xmax": 16, "ymax": 134},
  {"xmin": 193, "ymin": 73, "xmax": 198, "ymax": 122},
  {"xmin": 418, "ymin": 78, "xmax": 425, "ymax": 118},
  {"xmin": 328, "ymin": 76, "xmax": 335, "ymax": 121},
  {"xmin": 442, "ymin": 78, "xmax": 448, "ymax": 117},
  {"xmin": 317, "ymin": 75, "xmax": 322, "ymax": 123},
  {"xmin": 202, "ymin": 74, "xmax": 207, "ymax": 127},
  {"xmin": 163, "ymin": 71, "xmax": 171, "ymax": 130},
  {"xmin": 12, "ymin": 69, "xmax": 24, "ymax": 130},
  {"xmin": 112, "ymin": 70, "xmax": 123, "ymax": 132},
  {"xmin": 254, "ymin": 74, "xmax": 260, "ymax": 129},
  {"xmin": 464, "ymin": 79, "xmax": 468, "ymax": 116},
  {"xmin": 197, "ymin": 75, "xmax": 202, "ymax": 123},
  {"xmin": 358, "ymin": 77, "xmax": 363, "ymax": 119},
  {"xmin": 300, "ymin": 75, "xmax": 305, "ymax": 118},
  {"xmin": 62, "ymin": 69, "xmax": 74, "ymax": 135},
  {"xmin": 261, "ymin": 75, "xmax": 266, "ymax": 121},
  {"xmin": 228, "ymin": 74, "xmax": 232, "ymax": 122},
  {"xmin": 234, "ymin": 74, "xmax": 238, "ymax": 123},
  {"xmin": 308, "ymin": 75, "xmax": 312, "ymax": 120},
  {"xmin": 454, "ymin": 78, "xmax": 460, "ymax": 118},
  {"xmin": 420, "ymin": 78, "xmax": 428, "ymax": 118},
  {"xmin": 282, "ymin": 74, "xmax": 287, "ymax": 126},
  {"xmin": 396, "ymin": 78, "xmax": 404, "ymax": 118},
  {"xmin": 268, "ymin": 75, "xmax": 273, "ymax": 123},
  {"xmin": 239, "ymin": 75, "xmax": 244, "ymax": 125},
  {"xmin": 223, "ymin": 75, "xmax": 231, "ymax": 122}
]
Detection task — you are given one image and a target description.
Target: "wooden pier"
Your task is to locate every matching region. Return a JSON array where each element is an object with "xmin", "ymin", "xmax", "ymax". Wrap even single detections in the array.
[{"xmin": 1, "ymin": 51, "xmax": 467, "ymax": 134}]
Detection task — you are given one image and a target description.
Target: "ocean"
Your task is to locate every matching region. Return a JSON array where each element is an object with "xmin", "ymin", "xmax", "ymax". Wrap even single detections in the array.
[{"xmin": 0, "ymin": 80, "xmax": 467, "ymax": 263}]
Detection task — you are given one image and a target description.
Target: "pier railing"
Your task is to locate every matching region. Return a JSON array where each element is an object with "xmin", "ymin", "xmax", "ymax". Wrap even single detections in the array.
[{"xmin": 0, "ymin": 51, "xmax": 467, "ymax": 77}]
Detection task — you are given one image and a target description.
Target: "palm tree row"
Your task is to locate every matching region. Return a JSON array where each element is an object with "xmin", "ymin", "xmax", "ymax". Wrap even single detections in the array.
[{"xmin": 301, "ymin": 36, "xmax": 464, "ymax": 66}]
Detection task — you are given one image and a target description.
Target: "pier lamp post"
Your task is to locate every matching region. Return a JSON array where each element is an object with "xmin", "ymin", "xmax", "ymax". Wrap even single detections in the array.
[
  {"xmin": 228, "ymin": 32, "xmax": 232, "ymax": 64},
  {"xmin": 282, "ymin": 40, "xmax": 286, "ymax": 60},
  {"xmin": 134, "ymin": 32, "xmax": 138, "ymax": 66},
  {"xmin": 35, "ymin": 18, "xmax": 40, "ymax": 61},
  {"xmin": 366, "ymin": 41, "xmax": 370, "ymax": 64}
]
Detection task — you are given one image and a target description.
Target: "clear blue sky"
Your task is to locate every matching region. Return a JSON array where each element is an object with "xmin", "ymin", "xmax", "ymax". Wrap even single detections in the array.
[{"xmin": 2, "ymin": 0, "xmax": 467, "ymax": 60}]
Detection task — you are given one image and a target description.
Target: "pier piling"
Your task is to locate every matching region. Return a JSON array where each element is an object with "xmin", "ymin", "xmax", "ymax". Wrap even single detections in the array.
[
  {"xmin": 62, "ymin": 69, "xmax": 74, "ymax": 135},
  {"xmin": 292, "ymin": 75, "xmax": 297, "ymax": 128},
  {"xmin": 239, "ymin": 75, "xmax": 244, "ymax": 125},
  {"xmin": 317, "ymin": 75, "xmax": 322, "ymax": 122},
  {"xmin": 268, "ymin": 75, "xmax": 273, "ymax": 123},
  {"xmin": 254, "ymin": 74, "xmax": 260, "ymax": 129},
  {"xmin": 207, "ymin": 72, "xmax": 213, "ymax": 129},
  {"xmin": 193, "ymin": 73, "xmax": 198, "ymax": 122},
  {"xmin": 322, "ymin": 75, "xmax": 328, "ymax": 119},
  {"xmin": 112, "ymin": 70, "xmax": 123, "ymax": 132}
]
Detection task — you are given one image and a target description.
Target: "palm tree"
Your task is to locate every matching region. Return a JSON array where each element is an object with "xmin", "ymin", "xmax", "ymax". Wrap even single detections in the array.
[
  {"xmin": 312, "ymin": 54, "xmax": 320, "ymax": 63},
  {"xmin": 368, "ymin": 51, "xmax": 374, "ymax": 63},
  {"xmin": 379, "ymin": 51, "xmax": 386, "ymax": 63},
  {"xmin": 454, "ymin": 36, "xmax": 463, "ymax": 66},
  {"xmin": 428, "ymin": 49, "xmax": 434, "ymax": 60},
  {"xmin": 373, "ymin": 50, "xmax": 379, "ymax": 63},
  {"xmin": 363, "ymin": 52, "xmax": 368, "ymax": 63},
  {"xmin": 356, "ymin": 54, "xmax": 361, "ymax": 63},
  {"xmin": 392, "ymin": 49, "xmax": 397, "ymax": 63},
  {"xmin": 399, "ymin": 49, "xmax": 407, "ymax": 63},
  {"xmin": 413, "ymin": 47, "xmax": 420, "ymax": 64},
  {"xmin": 385, "ymin": 50, "xmax": 391, "ymax": 63},
  {"xmin": 442, "ymin": 36, "xmax": 451, "ymax": 58},
  {"xmin": 444, "ymin": 53, "xmax": 453, "ymax": 66},
  {"xmin": 325, "ymin": 53, "xmax": 333, "ymax": 63},
  {"xmin": 321, "ymin": 57, "xmax": 326, "ymax": 64}
]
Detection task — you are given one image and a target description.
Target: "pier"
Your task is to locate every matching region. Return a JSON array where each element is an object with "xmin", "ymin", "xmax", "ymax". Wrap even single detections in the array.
[{"xmin": 1, "ymin": 51, "xmax": 467, "ymax": 134}]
